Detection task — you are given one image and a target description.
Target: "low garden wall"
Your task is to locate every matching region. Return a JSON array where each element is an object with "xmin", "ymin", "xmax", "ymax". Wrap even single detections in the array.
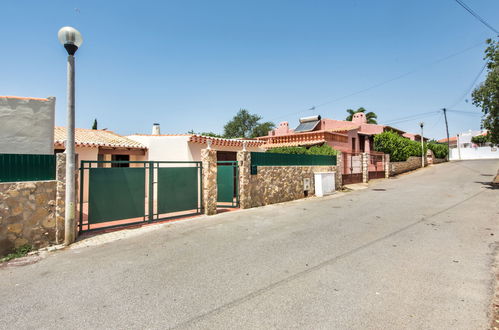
[
  {"xmin": 0, "ymin": 154, "xmax": 75, "ymax": 256},
  {"xmin": 433, "ymin": 157, "xmax": 447, "ymax": 164},
  {"xmin": 389, "ymin": 156, "xmax": 427, "ymax": 176},
  {"xmin": 0, "ymin": 181, "xmax": 58, "ymax": 255},
  {"xmin": 237, "ymin": 151, "xmax": 340, "ymax": 209},
  {"xmin": 248, "ymin": 165, "xmax": 338, "ymax": 207}
]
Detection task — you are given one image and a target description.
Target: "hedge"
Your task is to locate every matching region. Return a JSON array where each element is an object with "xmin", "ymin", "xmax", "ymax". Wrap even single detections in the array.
[
  {"xmin": 266, "ymin": 144, "xmax": 338, "ymax": 156},
  {"xmin": 374, "ymin": 131, "xmax": 428, "ymax": 162},
  {"xmin": 427, "ymin": 142, "xmax": 448, "ymax": 159}
]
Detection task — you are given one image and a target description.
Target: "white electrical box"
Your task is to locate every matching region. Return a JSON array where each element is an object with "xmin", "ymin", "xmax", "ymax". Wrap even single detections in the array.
[
  {"xmin": 303, "ymin": 178, "xmax": 311, "ymax": 191},
  {"xmin": 314, "ymin": 172, "xmax": 336, "ymax": 197}
]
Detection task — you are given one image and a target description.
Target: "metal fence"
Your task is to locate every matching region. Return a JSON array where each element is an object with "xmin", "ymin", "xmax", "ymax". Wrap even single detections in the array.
[
  {"xmin": 0, "ymin": 153, "xmax": 56, "ymax": 183},
  {"xmin": 250, "ymin": 152, "xmax": 336, "ymax": 174}
]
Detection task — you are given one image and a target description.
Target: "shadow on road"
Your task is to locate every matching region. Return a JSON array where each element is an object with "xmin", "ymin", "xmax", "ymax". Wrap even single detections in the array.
[{"xmin": 474, "ymin": 181, "xmax": 498, "ymax": 190}]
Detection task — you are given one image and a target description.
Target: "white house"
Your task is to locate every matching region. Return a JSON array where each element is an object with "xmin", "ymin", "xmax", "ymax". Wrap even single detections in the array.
[{"xmin": 128, "ymin": 124, "xmax": 266, "ymax": 162}]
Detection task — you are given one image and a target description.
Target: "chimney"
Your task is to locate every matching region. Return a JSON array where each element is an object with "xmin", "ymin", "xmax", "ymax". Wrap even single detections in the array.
[{"xmin": 152, "ymin": 123, "xmax": 161, "ymax": 135}]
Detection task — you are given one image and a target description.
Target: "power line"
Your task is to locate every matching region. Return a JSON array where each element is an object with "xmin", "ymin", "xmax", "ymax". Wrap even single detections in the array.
[
  {"xmin": 447, "ymin": 109, "xmax": 481, "ymax": 115},
  {"xmin": 448, "ymin": 62, "xmax": 487, "ymax": 108},
  {"xmin": 382, "ymin": 111, "xmax": 440, "ymax": 126},
  {"xmin": 454, "ymin": 0, "xmax": 499, "ymax": 35},
  {"xmin": 428, "ymin": 112, "xmax": 444, "ymax": 131},
  {"xmin": 269, "ymin": 40, "xmax": 485, "ymax": 122}
]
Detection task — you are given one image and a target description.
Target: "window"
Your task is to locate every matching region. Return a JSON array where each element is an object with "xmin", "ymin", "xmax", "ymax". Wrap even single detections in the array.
[
  {"xmin": 97, "ymin": 154, "xmax": 105, "ymax": 168},
  {"xmin": 111, "ymin": 154, "xmax": 130, "ymax": 167}
]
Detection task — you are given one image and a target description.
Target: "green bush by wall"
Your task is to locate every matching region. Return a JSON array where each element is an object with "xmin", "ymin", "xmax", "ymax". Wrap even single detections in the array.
[
  {"xmin": 427, "ymin": 142, "xmax": 448, "ymax": 159},
  {"xmin": 266, "ymin": 144, "xmax": 338, "ymax": 156},
  {"xmin": 374, "ymin": 131, "xmax": 428, "ymax": 162}
]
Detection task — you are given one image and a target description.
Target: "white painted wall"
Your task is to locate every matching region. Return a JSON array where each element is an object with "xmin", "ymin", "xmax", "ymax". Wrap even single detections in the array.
[
  {"xmin": 0, "ymin": 96, "xmax": 55, "ymax": 154},
  {"xmin": 450, "ymin": 146, "xmax": 499, "ymax": 160},
  {"xmin": 127, "ymin": 135, "xmax": 265, "ymax": 161},
  {"xmin": 127, "ymin": 135, "xmax": 193, "ymax": 161}
]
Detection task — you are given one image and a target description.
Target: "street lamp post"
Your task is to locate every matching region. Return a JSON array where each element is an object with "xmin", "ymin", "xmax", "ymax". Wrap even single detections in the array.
[
  {"xmin": 58, "ymin": 26, "xmax": 83, "ymax": 245},
  {"xmin": 419, "ymin": 122, "xmax": 424, "ymax": 168}
]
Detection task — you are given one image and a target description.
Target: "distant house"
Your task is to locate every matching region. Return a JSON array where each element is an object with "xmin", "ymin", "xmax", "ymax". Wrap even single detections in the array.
[
  {"xmin": 128, "ymin": 124, "xmax": 265, "ymax": 162},
  {"xmin": 436, "ymin": 136, "xmax": 458, "ymax": 148},
  {"xmin": 259, "ymin": 112, "xmax": 412, "ymax": 154},
  {"xmin": 437, "ymin": 130, "xmax": 488, "ymax": 149}
]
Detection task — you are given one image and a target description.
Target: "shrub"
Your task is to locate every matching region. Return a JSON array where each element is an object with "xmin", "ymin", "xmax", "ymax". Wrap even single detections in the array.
[
  {"xmin": 471, "ymin": 134, "xmax": 490, "ymax": 145},
  {"xmin": 266, "ymin": 144, "xmax": 338, "ymax": 156},
  {"xmin": 374, "ymin": 131, "xmax": 428, "ymax": 161},
  {"xmin": 427, "ymin": 142, "xmax": 448, "ymax": 159}
]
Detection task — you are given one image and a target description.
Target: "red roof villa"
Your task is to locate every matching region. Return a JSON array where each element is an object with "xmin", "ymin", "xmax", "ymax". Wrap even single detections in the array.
[{"xmin": 258, "ymin": 112, "xmax": 411, "ymax": 154}]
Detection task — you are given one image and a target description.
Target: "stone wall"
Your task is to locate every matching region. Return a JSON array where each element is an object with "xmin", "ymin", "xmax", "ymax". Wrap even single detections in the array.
[
  {"xmin": 247, "ymin": 165, "xmax": 338, "ymax": 208},
  {"xmin": 433, "ymin": 157, "xmax": 447, "ymax": 164},
  {"xmin": 0, "ymin": 153, "xmax": 76, "ymax": 256},
  {"xmin": 201, "ymin": 149, "xmax": 217, "ymax": 215},
  {"xmin": 389, "ymin": 156, "xmax": 427, "ymax": 176},
  {"xmin": 0, "ymin": 181, "xmax": 57, "ymax": 256}
]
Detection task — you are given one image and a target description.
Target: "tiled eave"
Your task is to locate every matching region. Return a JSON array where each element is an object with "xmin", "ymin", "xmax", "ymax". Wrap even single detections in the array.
[
  {"xmin": 54, "ymin": 141, "xmax": 147, "ymax": 150},
  {"xmin": 188, "ymin": 135, "xmax": 265, "ymax": 148},
  {"xmin": 261, "ymin": 140, "xmax": 326, "ymax": 149}
]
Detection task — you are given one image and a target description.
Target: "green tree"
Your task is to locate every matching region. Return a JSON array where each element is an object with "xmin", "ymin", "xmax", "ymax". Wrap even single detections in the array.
[
  {"xmin": 345, "ymin": 107, "xmax": 378, "ymax": 124},
  {"xmin": 223, "ymin": 109, "xmax": 275, "ymax": 138},
  {"xmin": 251, "ymin": 121, "xmax": 275, "ymax": 138},
  {"xmin": 92, "ymin": 119, "xmax": 98, "ymax": 130},
  {"xmin": 472, "ymin": 39, "xmax": 499, "ymax": 145}
]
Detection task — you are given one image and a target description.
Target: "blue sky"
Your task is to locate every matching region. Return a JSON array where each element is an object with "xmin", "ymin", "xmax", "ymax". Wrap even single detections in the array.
[{"xmin": 1, "ymin": 0, "xmax": 497, "ymax": 139}]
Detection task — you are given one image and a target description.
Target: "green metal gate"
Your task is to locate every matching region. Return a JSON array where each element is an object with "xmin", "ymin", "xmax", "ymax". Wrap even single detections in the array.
[
  {"xmin": 79, "ymin": 160, "xmax": 202, "ymax": 232},
  {"xmin": 217, "ymin": 161, "xmax": 239, "ymax": 208}
]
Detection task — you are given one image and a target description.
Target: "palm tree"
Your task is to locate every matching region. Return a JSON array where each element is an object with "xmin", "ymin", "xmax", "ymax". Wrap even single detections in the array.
[{"xmin": 345, "ymin": 107, "xmax": 378, "ymax": 124}]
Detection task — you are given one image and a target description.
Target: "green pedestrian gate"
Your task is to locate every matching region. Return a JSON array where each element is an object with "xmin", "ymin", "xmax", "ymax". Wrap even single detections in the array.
[
  {"xmin": 79, "ymin": 161, "xmax": 202, "ymax": 232},
  {"xmin": 217, "ymin": 161, "xmax": 239, "ymax": 208}
]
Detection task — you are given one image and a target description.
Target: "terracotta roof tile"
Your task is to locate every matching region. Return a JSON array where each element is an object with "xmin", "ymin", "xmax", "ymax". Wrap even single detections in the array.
[
  {"xmin": 261, "ymin": 139, "xmax": 326, "ymax": 149},
  {"xmin": 54, "ymin": 127, "xmax": 146, "ymax": 149},
  {"xmin": 188, "ymin": 135, "xmax": 265, "ymax": 147}
]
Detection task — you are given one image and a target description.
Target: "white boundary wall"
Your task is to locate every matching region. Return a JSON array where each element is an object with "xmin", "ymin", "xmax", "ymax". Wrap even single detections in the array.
[
  {"xmin": 0, "ymin": 96, "xmax": 55, "ymax": 155},
  {"xmin": 450, "ymin": 146, "xmax": 499, "ymax": 160}
]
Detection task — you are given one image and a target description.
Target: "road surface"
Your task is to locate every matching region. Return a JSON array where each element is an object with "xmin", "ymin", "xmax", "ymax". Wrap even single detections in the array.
[{"xmin": 1, "ymin": 159, "xmax": 498, "ymax": 329}]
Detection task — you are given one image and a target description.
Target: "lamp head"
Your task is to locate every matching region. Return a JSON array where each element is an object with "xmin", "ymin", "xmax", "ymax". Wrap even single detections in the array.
[{"xmin": 58, "ymin": 26, "xmax": 83, "ymax": 55}]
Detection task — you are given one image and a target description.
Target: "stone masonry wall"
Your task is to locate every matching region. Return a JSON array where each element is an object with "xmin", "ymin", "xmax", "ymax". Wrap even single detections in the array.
[
  {"xmin": 0, "ymin": 181, "xmax": 57, "ymax": 256},
  {"xmin": 248, "ymin": 165, "xmax": 338, "ymax": 208},
  {"xmin": 389, "ymin": 156, "xmax": 428, "ymax": 176},
  {"xmin": 201, "ymin": 149, "xmax": 217, "ymax": 215},
  {"xmin": 433, "ymin": 157, "xmax": 447, "ymax": 164},
  {"xmin": 0, "ymin": 153, "xmax": 76, "ymax": 256}
]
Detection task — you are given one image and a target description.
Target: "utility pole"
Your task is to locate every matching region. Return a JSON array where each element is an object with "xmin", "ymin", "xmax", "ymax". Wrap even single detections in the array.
[
  {"xmin": 442, "ymin": 108, "xmax": 450, "ymax": 161},
  {"xmin": 420, "ymin": 122, "xmax": 425, "ymax": 168}
]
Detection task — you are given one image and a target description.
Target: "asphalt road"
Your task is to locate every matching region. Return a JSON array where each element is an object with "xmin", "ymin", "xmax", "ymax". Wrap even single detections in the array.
[{"xmin": 1, "ymin": 160, "xmax": 498, "ymax": 330}]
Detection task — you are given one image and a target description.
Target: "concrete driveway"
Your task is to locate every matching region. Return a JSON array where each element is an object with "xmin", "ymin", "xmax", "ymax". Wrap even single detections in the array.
[{"xmin": 1, "ymin": 160, "xmax": 498, "ymax": 329}]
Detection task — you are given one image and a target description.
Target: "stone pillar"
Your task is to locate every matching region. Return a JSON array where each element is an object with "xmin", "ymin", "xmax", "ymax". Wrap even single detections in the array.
[
  {"xmin": 384, "ymin": 154, "xmax": 390, "ymax": 178},
  {"xmin": 237, "ymin": 151, "xmax": 251, "ymax": 209},
  {"xmin": 201, "ymin": 149, "xmax": 217, "ymax": 215},
  {"xmin": 55, "ymin": 153, "xmax": 78, "ymax": 244},
  {"xmin": 361, "ymin": 152, "xmax": 369, "ymax": 183},
  {"xmin": 335, "ymin": 151, "xmax": 343, "ymax": 190}
]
